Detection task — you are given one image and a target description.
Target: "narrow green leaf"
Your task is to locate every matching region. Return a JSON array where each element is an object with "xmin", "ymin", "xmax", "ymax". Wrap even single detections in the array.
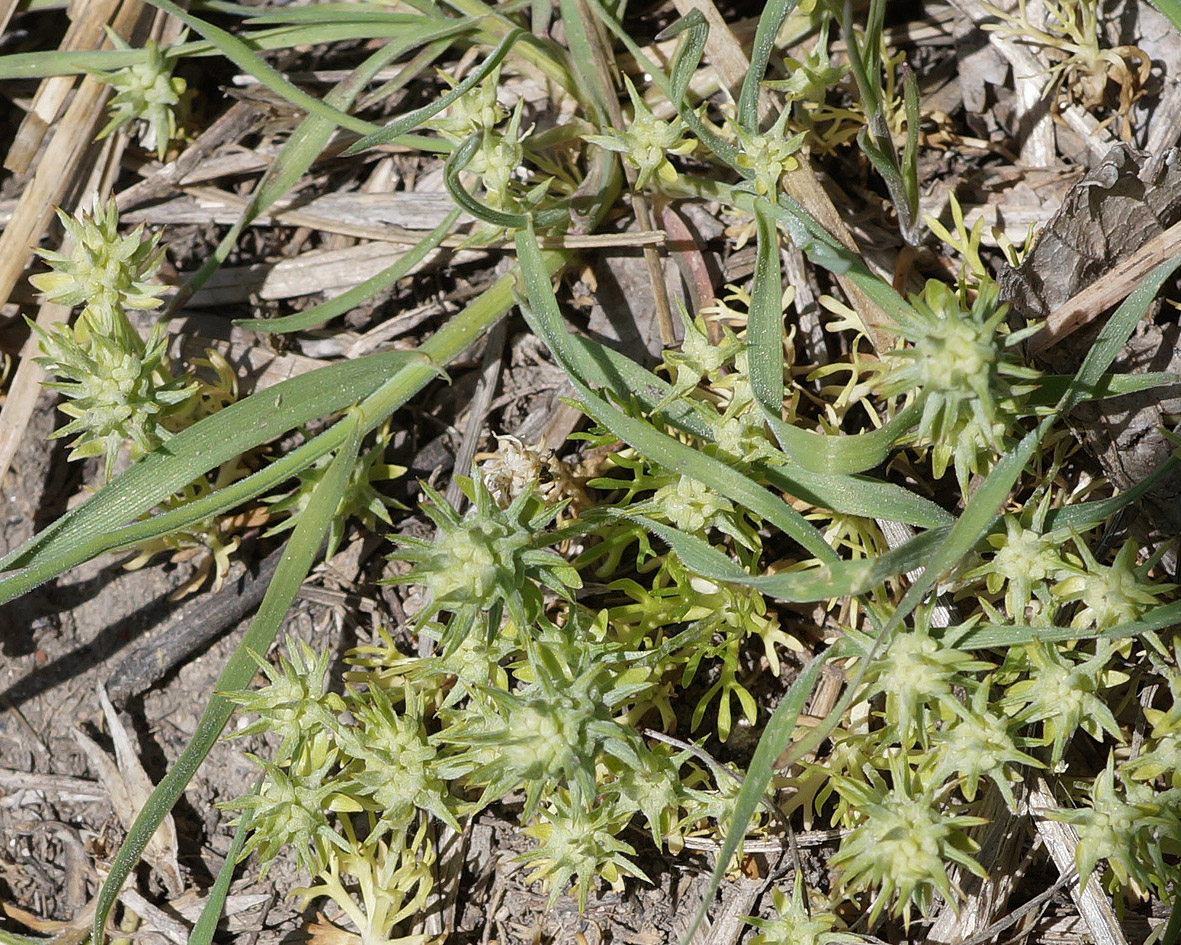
[
  {"xmin": 1027, "ymin": 371, "xmax": 1181, "ymax": 405},
  {"xmin": 0, "ymin": 21, "xmax": 460, "ymax": 80},
  {"xmin": 235, "ymin": 208, "xmax": 462, "ymax": 333},
  {"xmin": 763, "ymin": 402, "xmax": 923, "ymax": 476},
  {"xmin": 244, "ymin": 5, "xmax": 431, "ymax": 22},
  {"xmin": 944, "ymin": 598, "xmax": 1181, "ymax": 649},
  {"xmin": 575, "ymin": 376, "xmax": 840, "ymax": 564},
  {"xmin": 1063, "ymin": 258, "xmax": 1181, "ymax": 411},
  {"xmin": 658, "ymin": 10, "xmax": 740, "ymax": 166},
  {"xmin": 561, "ymin": 327, "xmax": 923, "ymax": 476},
  {"xmin": 515, "ymin": 226, "xmax": 838, "ymax": 564},
  {"xmin": 0, "ymin": 352, "xmax": 418, "ymax": 595},
  {"xmin": 142, "ymin": 0, "xmax": 384, "ymax": 135},
  {"xmin": 748, "ymin": 199, "xmax": 785, "ymax": 416},
  {"xmin": 1148, "ymin": 0, "xmax": 1181, "ymax": 35},
  {"xmin": 188, "ymin": 800, "xmax": 254, "ymax": 945},
  {"xmin": 607, "ymin": 509, "xmax": 946, "ymax": 601},
  {"xmin": 557, "ymin": 0, "xmax": 613, "ymax": 125},
  {"xmin": 347, "ymin": 28, "xmax": 524, "ymax": 153},
  {"xmin": 2, "ymin": 429, "xmax": 342, "ymax": 604},
  {"xmin": 445, "ymin": 134, "xmax": 530, "ymax": 229},
  {"xmin": 1045, "ymin": 456, "xmax": 1180, "ymax": 533},
  {"xmin": 681, "ymin": 646, "xmax": 831, "ymax": 942},
  {"xmin": 737, "ymin": 0, "xmax": 802, "ymax": 130},
  {"xmin": 760, "ymin": 465, "xmax": 953, "ymax": 529},
  {"xmin": 91, "ymin": 418, "xmax": 364, "ymax": 945}
]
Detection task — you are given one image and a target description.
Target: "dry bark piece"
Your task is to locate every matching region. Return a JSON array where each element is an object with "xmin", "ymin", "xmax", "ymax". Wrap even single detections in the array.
[
  {"xmin": 999, "ymin": 146, "xmax": 1181, "ymax": 316},
  {"xmin": 998, "ymin": 144, "xmax": 1181, "ymax": 552}
]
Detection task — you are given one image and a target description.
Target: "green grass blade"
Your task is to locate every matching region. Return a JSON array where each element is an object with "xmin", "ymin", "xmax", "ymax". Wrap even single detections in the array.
[
  {"xmin": 188, "ymin": 800, "xmax": 254, "ymax": 945},
  {"xmin": 0, "ymin": 352, "xmax": 419, "ymax": 595},
  {"xmin": 1148, "ymin": 0, "xmax": 1181, "ymax": 35},
  {"xmin": 608, "ymin": 509, "xmax": 945, "ymax": 600},
  {"xmin": 760, "ymin": 465, "xmax": 953, "ymax": 529},
  {"xmin": 556, "ymin": 0, "xmax": 609, "ymax": 124},
  {"xmin": 1062, "ymin": 258, "xmax": 1181, "ymax": 410},
  {"xmin": 445, "ymin": 134, "xmax": 531, "ymax": 228},
  {"xmin": 90, "ymin": 416, "xmax": 364, "ymax": 945},
  {"xmin": 760, "ymin": 403, "xmax": 922, "ymax": 475},
  {"xmin": 738, "ymin": 0, "xmax": 802, "ymax": 130},
  {"xmin": 3, "ymin": 429, "xmax": 343, "ymax": 602},
  {"xmin": 1026, "ymin": 371, "xmax": 1181, "ymax": 405},
  {"xmin": 0, "ymin": 22, "xmax": 457, "ymax": 80},
  {"xmin": 243, "ymin": 4, "xmax": 431, "ymax": 22},
  {"xmin": 658, "ymin": 10, "xmax": 741, "ymax": 166},
  {"xmin": 514, "ymin": 226, "xmax": 839, "ymax": 564},
  {"xmin": 142, "ymin": 0, "xmax": 387, "ymax": 136},
  {"xmin": 560, "ymin": 326, "xmax": 923, "ymax": 476},
  {"xmin": 571, "ymin": 383, "xmax": 839, "ymax": 564},
  {"xmin": 944, "ymin": 597, "xmax": 1181, "ymax": 649},
  {"xmin": 1045, "ymin": 456, "xmax": 1180, "ymax": 532},
  {"xmin": 347, "ymin": 27, "xmax": 524, "ymax": 153},
  {"xmin": 171, "ymin": 38, "xmax": 426, "ymax": 312},
  {"xmin": 235, "ymin": 207, "xmax": 462, "ymax": 333},
  {"xmin": 748, "ymin": 198, "xmax": 786, "ymax": 417},
  {"xmin": 680, "ymin": 645, "xmax": 831, "ymax": 942}
]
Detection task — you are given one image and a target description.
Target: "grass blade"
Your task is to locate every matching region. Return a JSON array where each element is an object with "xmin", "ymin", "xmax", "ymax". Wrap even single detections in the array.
[
  {"xmin": 607, "ymin": 509, "xmax": 946, "ymax": 601},
  {"xmin": 748, "ymin": 198, "xmax": 786, "ymax": 417},
  {"xmin": 143, "ymin": 0, "xmax": 390, "ymax": 136},
  {"xmin": 188, "ymin": 800, "xmax": 254, "ymax": 945},
  {"xmin": 680, "ymin": 645, "xmax": 832, "ymax": 942},
  {"xmin": 1148, "ymin": 0, "xmax": 1181, "ymax": 35},
  {"xmin": 737, "ymin": 0, "xmax": 802, "ymax": 129},
  {"xmin": 0, "ymin": 352, "xmax": 421, "ymax": 597},
  {"xmin": 91, "ymin": 417, "xmax": 364, "ymax": 945},
  {"xmin": 515, "ymin": 226, "xmax": 838, "ymax": 564},
  {"xmin": 235, "ymin": 208, "xmax": 463, "ymax": 333},
  {"xmin": 347, "ymin": 27, "xmax": 525, "ymax": 153}
]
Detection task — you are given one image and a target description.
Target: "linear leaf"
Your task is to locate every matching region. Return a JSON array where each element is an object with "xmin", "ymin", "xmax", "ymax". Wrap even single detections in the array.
[
  {"xmin": 91, "ymin": 417, "xmax": 364, "ymax": 945},
  {"xmin": 235, "ymin": 208, "xmax": 462, "ymax": 333},
  {"xmin": 0, "ymin": 352, "xmax": 419, "ymax": 596},
  {"xmin": 515, "ymin": 227, "xmax": 838, "ymax": 564}
]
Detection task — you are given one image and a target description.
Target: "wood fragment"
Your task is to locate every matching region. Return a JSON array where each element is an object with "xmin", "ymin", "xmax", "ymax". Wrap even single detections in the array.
[
  {"xmin": 186, "ymin": 241, "xmax": 487, "ymax": 306},
  {"xmin": 3, "ymin": 0, "xmax": 124, "ymax": 174},
  {"xmin": 924, "ymin": 784, "xmax": 1028, "ymax": 944},
  {"xmin": 1027, "ymin": 217, "xmax": 1181, "ymax": 353},
  {"xmin": 114, "ymin": 100, "xmax": 266, "ymax": 210},
  {"xmin": 0, "ymin": 768, "xmax": 107, "ymax": 804},
  {"xmin": 0, "ymin": 0, "xmax": 19, "ymax": 40},
  {"xmin": 106, "ymin": 548, "xmax": 283, "ymax": 706},
  {"xmin": 694, "ymin": 876, "xmax": 766, "ymax": 945},
  {"xmin": 446, "ymin": 319, "xmax": 508, "ymax": 509}
]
